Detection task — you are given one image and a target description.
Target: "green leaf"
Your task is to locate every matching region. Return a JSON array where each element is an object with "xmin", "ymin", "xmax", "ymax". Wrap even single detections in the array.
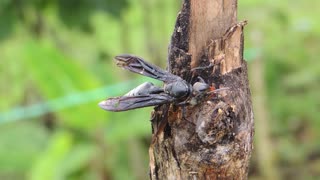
[{"xmin": 30, "ymin": 131, "xmax": 73, "ymax": 180}]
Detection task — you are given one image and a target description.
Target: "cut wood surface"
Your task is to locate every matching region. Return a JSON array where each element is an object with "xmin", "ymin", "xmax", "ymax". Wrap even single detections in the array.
[{"xmin": 149, "ymin": 0, "xmax": 254, "ymax": 179}]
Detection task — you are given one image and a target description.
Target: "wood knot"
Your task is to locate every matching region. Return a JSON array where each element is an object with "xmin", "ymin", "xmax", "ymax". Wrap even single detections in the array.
[{"xmin": 195, "ymin": 101, "xmax": 236, "ymax": 144}]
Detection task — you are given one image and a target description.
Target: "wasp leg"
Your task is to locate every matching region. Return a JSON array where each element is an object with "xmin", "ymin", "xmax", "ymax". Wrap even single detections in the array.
[
  {"xmin": 191, "ymin": 63, "xmax": 214, "ymax": 71},
  {"xmin": 197, "ymin": 76, "xmax": 206, "ymax": 83},
  {"xmin": 188, "ymin": 64, "xmax": 213, "ymax": 84},
  {"xmin": 185, "ymin": 68, "xmax": 202, "ymax": 84}
]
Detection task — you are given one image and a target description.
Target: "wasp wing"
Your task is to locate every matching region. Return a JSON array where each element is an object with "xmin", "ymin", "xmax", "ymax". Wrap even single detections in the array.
[
  {"xmin": 115, "ymin": 54, "xmax": 181, "ymax": 83},
  {"xmin": 124, "ymin": 82, "xmax": 163, "ymax": 96},
  {"xmin": 99, "ymin": 93, "xmax": 174, "ymax": 112}
]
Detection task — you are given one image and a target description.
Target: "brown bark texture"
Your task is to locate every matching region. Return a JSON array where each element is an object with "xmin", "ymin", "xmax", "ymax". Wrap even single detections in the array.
[{"xmin": 149, "ymin": 0, "xmax": 254, "ymax": 179}]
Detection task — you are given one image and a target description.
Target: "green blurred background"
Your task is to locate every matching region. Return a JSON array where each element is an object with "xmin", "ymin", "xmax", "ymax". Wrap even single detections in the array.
[{"xmin": 0, "ymin": 0, "xmax": 319, "ymax": 179}]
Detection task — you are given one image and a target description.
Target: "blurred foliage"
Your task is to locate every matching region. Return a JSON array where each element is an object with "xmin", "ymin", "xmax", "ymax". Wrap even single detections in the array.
[{"xmin": 0, "ymin": 0, "xmax": 319, "ymax": 180}]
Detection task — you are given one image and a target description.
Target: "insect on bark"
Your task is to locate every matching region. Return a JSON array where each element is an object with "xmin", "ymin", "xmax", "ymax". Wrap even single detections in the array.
[{"xmin": 99, "ymin": 54, "xmax": 228, "ymax": 112}]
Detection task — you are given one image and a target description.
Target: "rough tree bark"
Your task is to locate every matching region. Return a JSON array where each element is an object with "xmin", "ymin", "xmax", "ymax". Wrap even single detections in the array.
[{"xmin": 149, "ymin": 0, "xmax": 254, "ymax": 179}]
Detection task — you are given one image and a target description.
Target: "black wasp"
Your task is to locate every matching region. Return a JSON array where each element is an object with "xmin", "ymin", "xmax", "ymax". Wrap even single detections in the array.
[{"xmin": 99, "ymin": 54, "xmax": 226, "ymax": 112}]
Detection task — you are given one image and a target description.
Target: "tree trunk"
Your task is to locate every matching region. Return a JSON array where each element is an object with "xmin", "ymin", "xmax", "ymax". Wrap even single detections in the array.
[{"xmin": 149, "ymin": 0, "xmax": 254, "ymax": 179}]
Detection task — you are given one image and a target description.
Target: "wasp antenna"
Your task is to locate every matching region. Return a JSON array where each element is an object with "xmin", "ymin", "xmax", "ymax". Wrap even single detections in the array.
[{"xmin": 208, "ymin": 87, "xmax": 230, "ymax": 94}]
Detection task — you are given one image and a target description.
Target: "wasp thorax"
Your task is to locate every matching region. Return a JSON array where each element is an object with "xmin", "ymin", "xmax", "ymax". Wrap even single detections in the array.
[
  {"xmin": 164, "ymin": 81, "xmax": 190, "ymax": 98},
  {"xmin": 192, "ymin": 82, "xmax": 210, "ymax": 94}
]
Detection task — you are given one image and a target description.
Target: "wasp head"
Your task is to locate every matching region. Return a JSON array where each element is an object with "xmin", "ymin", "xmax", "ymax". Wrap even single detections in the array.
[{"xmin": 192, "ymin": 82, "xmax": 210, "ymax": 94}]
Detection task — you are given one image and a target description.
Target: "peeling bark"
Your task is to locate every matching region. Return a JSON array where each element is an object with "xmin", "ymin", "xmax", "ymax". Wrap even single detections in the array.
[{"xmin": 149, "ymin": 0, "xmax": 254, "ymax": 179}]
